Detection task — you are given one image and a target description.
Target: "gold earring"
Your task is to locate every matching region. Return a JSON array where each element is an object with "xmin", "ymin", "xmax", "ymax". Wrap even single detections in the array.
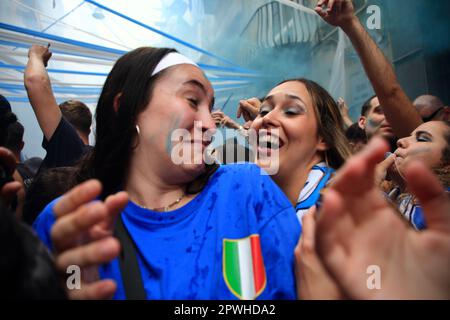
[{"xmin": 136, "ymin": 124, "xmax": 140, "ymax": 135}]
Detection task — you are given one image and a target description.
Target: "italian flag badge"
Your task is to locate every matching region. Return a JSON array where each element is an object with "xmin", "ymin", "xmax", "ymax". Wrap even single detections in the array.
[{"xmin": 223, "ymin": 234, "xmax": 266, "ymax": 300}]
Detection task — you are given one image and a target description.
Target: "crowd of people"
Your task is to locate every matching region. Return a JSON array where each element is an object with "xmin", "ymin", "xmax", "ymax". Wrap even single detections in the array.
[{"xmin": 0, "ymin": 0, "xmax": 449, "ymax": 300}]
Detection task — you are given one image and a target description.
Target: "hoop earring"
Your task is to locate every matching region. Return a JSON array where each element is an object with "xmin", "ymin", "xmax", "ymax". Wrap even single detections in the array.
[{"xmin": 136, "ymin": 124, "xmax": 140, "ymax": 135}]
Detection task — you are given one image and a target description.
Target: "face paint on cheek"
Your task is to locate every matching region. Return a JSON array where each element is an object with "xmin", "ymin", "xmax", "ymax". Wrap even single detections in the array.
[
  {"xmin": 366, "ymin": 117, "xmax": 383, "ymax": 132},
  {"xmin": 165, "ymin": 115, "xmax": 182, "ymax": 155}
]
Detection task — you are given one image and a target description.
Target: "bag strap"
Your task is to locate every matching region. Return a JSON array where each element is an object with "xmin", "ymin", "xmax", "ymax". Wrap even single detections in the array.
[{"xmin": 114, "ymin": 215, "xmax": 147, "ymax": 300}]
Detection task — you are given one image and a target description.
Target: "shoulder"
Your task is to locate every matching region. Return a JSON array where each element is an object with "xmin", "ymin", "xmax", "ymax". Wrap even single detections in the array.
[
  {"xmin": 43, "ymin": 117, "xmax": 81, "ymax": 147},
  {"xmin": 215, "ymin": 162, "xmax": 268, "ymax": 180}
]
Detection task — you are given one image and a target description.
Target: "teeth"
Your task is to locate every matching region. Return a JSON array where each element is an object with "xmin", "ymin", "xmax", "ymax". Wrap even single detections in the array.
[{"xmin": 259, "ymin": 135, "xmax": 281, "ymax": 149}]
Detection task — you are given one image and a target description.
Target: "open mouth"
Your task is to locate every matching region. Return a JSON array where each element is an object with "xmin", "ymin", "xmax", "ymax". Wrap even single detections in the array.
[{"xmin": 257, "ymin": 132, "xmax": 284, "ymax": 156}]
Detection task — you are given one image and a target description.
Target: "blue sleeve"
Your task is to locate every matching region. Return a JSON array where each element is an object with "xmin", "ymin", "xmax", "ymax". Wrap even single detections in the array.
[{"xmin": 32, "ymin": 198, "xmax": 59, "ymax": 251}]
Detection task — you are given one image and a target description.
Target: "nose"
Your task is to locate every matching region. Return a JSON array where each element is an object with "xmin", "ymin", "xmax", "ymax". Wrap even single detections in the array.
[
  {"xmin": 396, "ymin": 137, "xmax": 408, "ymax": 149},
  {"xmin": 261, "ymin": 109, "xmax": 280, "ymax": 129},
  {"xmin": 198, "ymin": 108, "xmax": 216, "ymax": 135}
]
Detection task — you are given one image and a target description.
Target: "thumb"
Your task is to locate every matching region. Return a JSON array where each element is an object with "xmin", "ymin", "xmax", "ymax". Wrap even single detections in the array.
[{"xmin": 404, "ymin": 161, "xmax": 450, "ymax": 232}]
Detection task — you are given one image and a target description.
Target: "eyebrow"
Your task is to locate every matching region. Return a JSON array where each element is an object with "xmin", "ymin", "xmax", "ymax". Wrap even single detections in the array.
[
  {"xmin": 415, "ymin": 130, "xmax": 432, "ymax": 137},
  {"xmin": 183, "ymin": 79, "xmax": 215, "ymax": 109},
  {"xmin": 183, "ymin": 80, "xmax": 207, "ymax": 95},
  {"xmin": 264, "ymin": 94, "xmax": 306, "ymax": 105}
]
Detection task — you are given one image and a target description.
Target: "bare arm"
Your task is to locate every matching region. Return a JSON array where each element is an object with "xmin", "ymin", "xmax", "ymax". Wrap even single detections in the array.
[
  {"xmin": 24, "ymin": 45, "xmax": 61, "ymax": 141},
  {"xmin": 316, "ymin": 0, "xmax": 422, "ymax": 138}
]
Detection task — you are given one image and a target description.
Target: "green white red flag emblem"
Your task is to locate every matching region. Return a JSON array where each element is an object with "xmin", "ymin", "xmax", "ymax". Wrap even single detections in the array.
[{"xmin": 223, "ymin": 234, "xmax": 266, "ymax": 300}]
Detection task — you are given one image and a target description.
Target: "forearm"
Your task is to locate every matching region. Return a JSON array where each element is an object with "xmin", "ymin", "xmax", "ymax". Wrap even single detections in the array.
[
  {"xmin": 342, "ymin": 114, "xmax": 353, "ymax": 129},
  {"xmin": 24, "ymin": 57, "xmax": 61, "ymax": 140},
  {"xmin": 342, "ymin": 18, "xmax": 422, "ymax": 137}
]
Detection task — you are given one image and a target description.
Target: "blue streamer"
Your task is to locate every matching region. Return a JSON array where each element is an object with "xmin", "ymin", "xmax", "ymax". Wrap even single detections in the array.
[
  {"xmin": 0, "ymin": 22, "xmax": 126, "ymax": 55},
  {"xmin": 0, "ymin": 64, "xmax": 108, "ymax": 76},
  {"xmin": 85, "ymin": 0, "xmax": 241, "ymax": 68}
]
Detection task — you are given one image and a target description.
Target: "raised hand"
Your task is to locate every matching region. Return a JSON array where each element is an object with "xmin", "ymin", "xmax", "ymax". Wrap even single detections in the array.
[
  {"xmin": 316, "ymin": 138, "xmax": 450, "ymax": 299},
  {"xmin": 51, "ymin": 180, "xmax": 129, "ymax": 299},
  {"xmin": 236, "ymin": 98, "xmax": 261, "ymax": 122},
  {"xmin": 315, "ymin": 0, "xmax": 356, "ymax": 28},
  {"xmin": 211, "ymin": 110, "xmax": 240, "ymax": 129},
  {"xmin": 28, "ymin": 44, "xmax": 52, "ymax": 67}
]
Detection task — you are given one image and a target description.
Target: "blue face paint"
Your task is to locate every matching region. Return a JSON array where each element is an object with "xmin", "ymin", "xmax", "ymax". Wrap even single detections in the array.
[
  {"xmin": 165, "ymin": 115, "xmax": 181, "ymax": 155},
  {"xmin": 367, "ymin": 118, "xmax": 382, "ymax": 131}
]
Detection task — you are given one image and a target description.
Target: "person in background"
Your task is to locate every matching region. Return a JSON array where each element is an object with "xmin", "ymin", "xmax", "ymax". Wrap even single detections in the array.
[
  {"xmin": 24, "ymin": 45, "xmax": 92, "ymax": 171},
  {"xmin": 0, "ymin": 147, "xmax": 66, "ymax": 299},
  {"xmin": 345, "ymin": 123, "xmax": 367, "ymax": 154},
  {"xmin": 5, "ymin": 119, "xmax": 43, "ymax": 191},
  {"xmin": 377, "ymin": 120, "xmax": 450, "ymax": 230},
  {"xmin": 414, "ymin": 94, "xmax": 450, "ymax": 122},
  {"xmin": 358, "ymin": 95, "xmax": 397, "ymax": 151}
]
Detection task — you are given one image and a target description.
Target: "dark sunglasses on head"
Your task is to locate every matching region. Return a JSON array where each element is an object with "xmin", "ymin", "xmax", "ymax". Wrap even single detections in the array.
[{"xmin": 422, "ymin": 107, "xmax": 444, "ymax": 122}]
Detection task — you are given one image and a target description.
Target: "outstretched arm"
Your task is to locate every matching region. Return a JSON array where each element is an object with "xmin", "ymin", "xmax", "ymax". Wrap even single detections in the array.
[
  {"xmin": 316, "ymin": 0, "xmax": 422, "ymax": 138},
  {"xmin": 24, "ymin": 45, "xmax": 61, "ymax": 141}
]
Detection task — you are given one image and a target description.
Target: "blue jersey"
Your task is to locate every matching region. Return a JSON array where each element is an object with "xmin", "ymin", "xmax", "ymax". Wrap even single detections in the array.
[{"xmin": 33, "ymin": 163, "xmax": 301, "ymax": 300}]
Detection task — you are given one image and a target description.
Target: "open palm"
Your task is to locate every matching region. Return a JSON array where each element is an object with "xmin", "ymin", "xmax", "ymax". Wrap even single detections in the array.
[{"xmin": 316, "ymin": 138, "xmax": 450, "ymax": 299}]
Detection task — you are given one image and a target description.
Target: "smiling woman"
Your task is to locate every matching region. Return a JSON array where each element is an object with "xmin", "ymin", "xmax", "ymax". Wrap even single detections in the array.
[
  {"xmin": 32, "ymin": 47, "xmax": 301, "ymax": 300},
  {"xmin": 251, "ymin": 78, "xmax": 351, "ymax": 221}
]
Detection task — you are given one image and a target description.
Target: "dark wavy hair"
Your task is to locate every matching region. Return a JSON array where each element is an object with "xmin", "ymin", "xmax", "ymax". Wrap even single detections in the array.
[
  {"xmin": 276, "ymin": 78, "xmax": 351, "ymax": 169},
  {"xmin": 72, "ymin": 47, "xmax": 177, "ymax": 198}
]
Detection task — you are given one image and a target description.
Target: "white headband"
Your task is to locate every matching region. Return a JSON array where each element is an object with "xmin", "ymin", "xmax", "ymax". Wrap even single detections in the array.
[{"xmin": 152, "ymin": 52, "xmax": 199, "ymax": 76}]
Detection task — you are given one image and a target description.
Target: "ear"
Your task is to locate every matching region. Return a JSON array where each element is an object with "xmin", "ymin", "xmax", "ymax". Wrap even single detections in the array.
[
  {"xmin": 316, "ymin": 136, "xmax": 329, "ymax": 152},
  {"xmin": 358, "ymin": 116, "xmax": 367, "ymax": 130},
  {"xmin": 113, "ymin": 93, "xmax": 122, "ymax": 113}
]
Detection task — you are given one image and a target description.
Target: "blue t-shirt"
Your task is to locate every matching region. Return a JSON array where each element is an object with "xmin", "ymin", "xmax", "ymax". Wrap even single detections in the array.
[{"xmin": 33, "ymin": 163, "xmax": 301, "ymax": 300}]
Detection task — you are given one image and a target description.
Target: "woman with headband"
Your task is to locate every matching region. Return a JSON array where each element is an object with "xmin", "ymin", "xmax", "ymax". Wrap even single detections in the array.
[{"xmin": 32, "ymin": 47, "xmax": 300, "ymax": 300}]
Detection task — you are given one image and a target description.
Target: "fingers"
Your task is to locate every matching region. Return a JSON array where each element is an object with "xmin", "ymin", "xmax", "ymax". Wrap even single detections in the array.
[
  {"xmin": 316, "ymin": 189, "xmax": 344, "ymax": 243},
  {"xmin": 315, "ymin": 188, "xmax": 350, "ymax": 276},
  {"xmin": 404, "ymin": 161, "xmax": 450, "ymax": 232},
  {"xmin": 0, "ymin": 147, "xmax": 17, "ymax": 174},
  {"xmin": 102, "ymin": 191, "xmax": 129, "ymax": 231},
  {"xmin": 69, "ymin": 279, "xmax": 117, "ymax": 300},
  {"xmin": 53, "ymin": 180, "xmax": 102, "ymax": 219},
  {"xmin": 1, "ymin": 181, "xmax": 22, "ymax": 204},
  {"xmin": 56, "ymin": 237, "xmax": 120, "ymax": 272},
  {"xmin": 236, "ymin": 106, "xmax": 242, "ymax": 118},
  {"xmin": 327, "ymin": 0, "xmax": 336, "ymax": 11},
  {"xmin": 375, "ymin": 153, "xmax": 396, "ymax": 186},
  {"xmin": 301, "ymin": 207, "xmax": 317, "ymax": 250},
  {"xmin": 51, "ymin": 201, "xmax": 109, "ymax": 252}
]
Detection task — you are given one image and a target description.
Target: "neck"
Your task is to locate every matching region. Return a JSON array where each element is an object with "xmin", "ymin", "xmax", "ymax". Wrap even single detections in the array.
[
  {"xmin": 13, "ymin": 151, "xmax": 20, "ymax": 163},
  {"xmin": 273, "ymin": 156, "xmax": 324, "ymax": 207},
  {"xmin": 125, "ymin": 151, "xmax": 189, "ymax": 210}
]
